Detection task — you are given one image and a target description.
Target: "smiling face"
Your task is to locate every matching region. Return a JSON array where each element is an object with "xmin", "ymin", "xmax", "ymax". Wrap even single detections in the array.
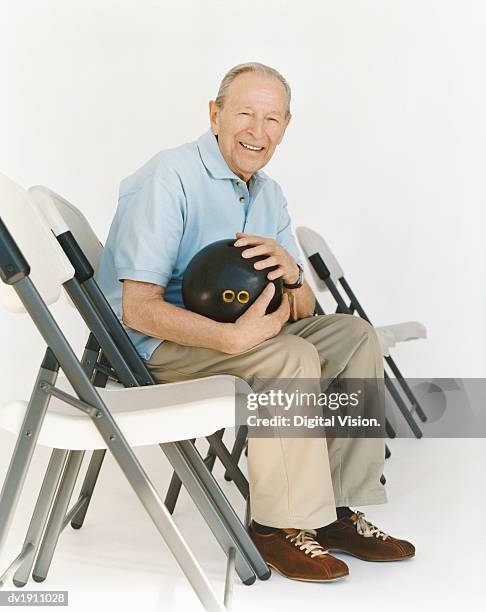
[{"xmin": 209, "ymin": 71, "xmax": 291, "ymax": 181}]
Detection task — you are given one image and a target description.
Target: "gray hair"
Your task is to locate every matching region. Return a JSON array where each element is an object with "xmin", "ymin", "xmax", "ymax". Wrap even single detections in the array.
[{"xmin": 215, "ymin": 62, "xmax": 291, "ymax": 116}]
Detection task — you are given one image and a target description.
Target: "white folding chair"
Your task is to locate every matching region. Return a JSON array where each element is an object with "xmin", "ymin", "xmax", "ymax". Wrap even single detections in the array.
[
  {"xmin": 0, "ymin": 174, "xmax": 268, "ymax": 611},
  {"xmin": 296, "ymin": 225, "xmax": 428, "ymax": 439},
  {"xmin": 28, "ymin": 186, "xmax": 251, "ymax": 520}
]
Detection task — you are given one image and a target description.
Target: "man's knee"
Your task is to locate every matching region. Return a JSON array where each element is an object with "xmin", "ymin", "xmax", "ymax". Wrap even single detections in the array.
[
  {"xmin": 256, "ymin": 334, "xmax": 321, "ymax": 379},
  {"xmin": 345, "ymin": 314, "xmax": 375, "ymax": 335},
  {"xmin": 312, "ymin": 313, "xmax": 381, "ymax": 357},
  {"xmin": 339, "ymin": 315, "xmax": 383, "ymax": 362},
  {"xmin": 327, "ymin": 313, "xmax": 378, "ymax": 342}
]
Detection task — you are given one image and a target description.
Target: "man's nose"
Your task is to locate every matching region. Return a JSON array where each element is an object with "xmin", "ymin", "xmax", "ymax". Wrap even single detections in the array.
[{"xmin": 248, "ymin": 117, "xmax": 265, "ymax": 141}]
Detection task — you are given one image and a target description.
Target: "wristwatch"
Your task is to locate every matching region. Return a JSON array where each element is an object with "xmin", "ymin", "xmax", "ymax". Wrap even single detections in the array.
[{"xmin": 283, "ymin": 264, "xmax": 304, "ymax": 289}]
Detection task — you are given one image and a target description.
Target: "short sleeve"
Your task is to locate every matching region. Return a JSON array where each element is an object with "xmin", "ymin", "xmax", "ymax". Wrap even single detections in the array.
[
  {"xmin": 113, "ymin": 172, "xmax": 185, "ymax": 287},
  {"xmin": 276, "ymin": 190, "xmax": 303, "ymax": 266}
]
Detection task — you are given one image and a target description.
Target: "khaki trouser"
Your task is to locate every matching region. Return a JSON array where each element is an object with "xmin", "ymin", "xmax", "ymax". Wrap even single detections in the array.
[{"xmin": 146, "ymin": 313, "xmax": 387, "ymax": 529}]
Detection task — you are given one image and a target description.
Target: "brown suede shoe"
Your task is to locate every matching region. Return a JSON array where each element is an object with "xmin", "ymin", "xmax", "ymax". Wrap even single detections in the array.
[
  {"xmin": 316, "ymin": 511, "xmax": 415, "ymax": 562},
  {"xmin": 249, "ymin": 522, "xmax": 349, "ymax": 582}
]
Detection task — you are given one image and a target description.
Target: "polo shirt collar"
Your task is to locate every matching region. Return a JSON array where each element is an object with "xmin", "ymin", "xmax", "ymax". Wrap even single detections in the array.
[{"xmin": 197, "ymin": 129, "xmax": 268, "ymax": 184}]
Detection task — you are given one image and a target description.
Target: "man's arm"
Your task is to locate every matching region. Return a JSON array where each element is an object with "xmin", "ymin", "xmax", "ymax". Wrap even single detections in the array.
[{"xmin": 122, "ymin": 279, "xmax": 290, "ymax": 355}]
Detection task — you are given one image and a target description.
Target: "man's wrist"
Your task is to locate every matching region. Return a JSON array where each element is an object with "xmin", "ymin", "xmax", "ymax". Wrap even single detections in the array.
[
  {"xmin": 283, "ymin": 264, "xmax": 300, "ymax": 285},
  {"xmin": 283, "ymin": 264, "xmax": 304, "ymax": 289},
  {"xmin": 218, "ymin": 323, "xmax": 242, "ymax": 354}
]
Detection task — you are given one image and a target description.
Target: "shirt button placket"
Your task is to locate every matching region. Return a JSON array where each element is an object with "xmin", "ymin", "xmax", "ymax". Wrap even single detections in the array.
[{"xmin": 235, "ymin": 180, "xmax": 245, "ymax": 204}]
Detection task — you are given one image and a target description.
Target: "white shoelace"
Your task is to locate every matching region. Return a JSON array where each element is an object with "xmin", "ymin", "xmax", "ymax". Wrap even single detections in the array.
[
  {"xmin": 352, "ymin": 511, "xmax": 389, "ymax": 540},
  {"xmin": 285, "ymin": 529, "xmax": 330, "ymax": 558}
]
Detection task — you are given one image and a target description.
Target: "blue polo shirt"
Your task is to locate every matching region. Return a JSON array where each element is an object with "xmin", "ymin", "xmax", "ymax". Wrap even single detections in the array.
[{"xmin": 98, "ymin": 129, "xmax": 303, "ymax": 360}]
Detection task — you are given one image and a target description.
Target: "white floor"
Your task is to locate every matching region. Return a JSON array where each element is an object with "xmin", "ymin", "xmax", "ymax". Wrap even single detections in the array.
[{"xmin": 0, "ymin": 434, "xmax": 485, "ymax": 612}]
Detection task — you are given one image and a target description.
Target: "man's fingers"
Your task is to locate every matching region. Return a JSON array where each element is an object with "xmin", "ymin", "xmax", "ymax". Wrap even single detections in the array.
[
  {"xmin": 267, "ymin": 266, "xmax": 285, "ymax": 280},
  {"xmin": 278, "ymin": 294, "xmax": 291, "ymax": 323},
  {"xmin": 241, "ymin": 244, "xmax": 273, "ymax": 258},
  {"xmin": 269, "ymin": 292, "xmax": 289, "ymax": 321},
  {"xmin": 234, "ymin": 234, "xmax": 269, "ymax": 247},
  {"xmin": 254, "ymin": 256, "xmax": 279, "ymax": 270},
  {"xmin": 250, "ymin": 282, "xmax": 276, "ymax": 314}
]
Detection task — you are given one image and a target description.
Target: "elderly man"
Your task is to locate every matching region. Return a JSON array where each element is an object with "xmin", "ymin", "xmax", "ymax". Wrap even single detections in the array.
[{"xmin": 99, "ymin": 62, "xmax": 415, "ymax": 582}]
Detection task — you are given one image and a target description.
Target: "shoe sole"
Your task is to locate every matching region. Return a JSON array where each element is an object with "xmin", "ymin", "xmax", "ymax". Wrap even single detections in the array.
[
  {"xmin": 266, "ymin": 562, "xmax": 348, "ymax": 582},
  {"xmin": 326, "ymin": 548, "xmax": 415, "ymax": 562}
]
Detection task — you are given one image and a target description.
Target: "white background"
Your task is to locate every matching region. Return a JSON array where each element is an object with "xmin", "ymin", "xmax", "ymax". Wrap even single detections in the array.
[{"xmin": 1, "ymin": 2, "xmax": 486, "ymax": 611}]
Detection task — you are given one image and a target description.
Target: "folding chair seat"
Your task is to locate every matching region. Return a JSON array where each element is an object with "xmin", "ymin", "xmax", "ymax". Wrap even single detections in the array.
[
  {"xmin": 0, "ymin": 374, "xmax": 238, "ymax": 450},
  {"xmin": 296, "ymin": 225, "xmax": 428, "ymax": 438},
  {"xmin": 0, "ymin": 174, "xmax": 269, "ymax": 611},
  {"xmin": 374, "ymin": 321, "xmax": 427, "ymax": 357}
]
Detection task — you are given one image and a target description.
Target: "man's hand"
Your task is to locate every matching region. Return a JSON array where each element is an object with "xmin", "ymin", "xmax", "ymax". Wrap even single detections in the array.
[
  {"xmin": 234, "ymin": 232, "xmax": 300, "ymax": 285},
  {"xmin": 226, "ymin": 283, "xmax": 290, "ymax": 354}
]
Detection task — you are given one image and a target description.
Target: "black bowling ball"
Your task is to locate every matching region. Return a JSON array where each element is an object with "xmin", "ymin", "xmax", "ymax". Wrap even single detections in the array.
[{"xmin": 182, "ymin": 239, "xmax": 283, "ymax": 323}]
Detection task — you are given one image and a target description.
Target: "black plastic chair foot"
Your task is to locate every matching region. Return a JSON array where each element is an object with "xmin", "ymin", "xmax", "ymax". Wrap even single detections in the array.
[
  {"xmin": 32, "ymin": 574, "xmax": 46, "ymax": 583},
  {"xmin": 242, "ymin": 574, "xmax": 256, "ymax": 586}
]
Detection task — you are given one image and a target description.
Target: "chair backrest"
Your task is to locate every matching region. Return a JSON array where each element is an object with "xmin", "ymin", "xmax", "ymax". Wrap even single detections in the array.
[
  {"xmin": 296, "ymin": 227, "xmax": 344, "ymax": 291},
  {"xmin": 29, "ymin": 186, "xmax": 104, "ymax": 273},
  {"xmin": 28, "ymin": 184, "xmax": 155, "ymax": 386},
  {"xmin": 0, "ymin": 174, "xmax": 74, "ymax": 313}
]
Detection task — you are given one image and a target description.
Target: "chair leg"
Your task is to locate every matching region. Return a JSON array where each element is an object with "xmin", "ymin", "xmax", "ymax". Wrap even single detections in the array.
[
  {"xmin": 70, "ymin": 449, "xmax": 106, "ymax": 529},
  {"xmin": 166, "ymin": 429, "xmax": 228, "ymax": 515},
  {"xmin": 203, "ymin": 429, "xmax": 224, "ymax": 473},
  {"xmin": 161, "ymin": 442, "xmax": 261, "ymax": 586},
  {"xmin": 10, "ymin": 449, "xmax": 69, "ymax": 587},
  {"xmin": 223, "ymin": 426, "xmax": 248, "ymax": 482},
  {"xmin": 385, "ymin": 356, "xmax": 428, "ymax": 422},
  {"xmin": 385, "ymin": 373, "xmax": 423, "ymax": 438},
  {"xmin": 175, "ymin": 440, "xmax": 270, "ymax": 581},
  {"xmin": 385, "ymin": 419, "xmax": 396, "ymax": 438},
  {"xmin": 0, "ymin": 355, "xmax": 58, "ymax": 556},
  {"xmin": 164, "ymin": 439, "xmax": 195, "ymax": 514},
  {"xmin": 206, "ymin": 432, "xmax": 249, "ymax": 499},
  {"xmin": 64, "ymin": 337, "xmax": 107, "ymax": 531},
  {"xmin": 108, "ymin": 437, "xmax": 228, "ymax": 610},
  {"xmin": 31, "ymin": 451, "xmax": 85, "ymax": 583},
  {"xmin": 244, "ymin": 497, "xmax": 252, "ymax": 529},
  {"xmin": 164, "ymin": 471, "xmax": 184, "ymax": 515}
]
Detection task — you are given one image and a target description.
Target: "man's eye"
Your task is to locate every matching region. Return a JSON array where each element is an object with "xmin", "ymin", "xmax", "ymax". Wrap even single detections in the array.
[
  {"xmin": 267, "ymin": 117, "xmax": 279, "ymax": 123},
  {"xmin": 239, "ymin": 112, "xmax": 250, "ymax": 116}
]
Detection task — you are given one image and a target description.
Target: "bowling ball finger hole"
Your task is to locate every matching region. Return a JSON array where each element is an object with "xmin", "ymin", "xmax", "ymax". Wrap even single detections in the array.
[
  {"xmin": 222, "ymin": 290, "xmax": 235, "ymax": 303},
  {"xmin": 237, "ymin": 291, "xmax": 250, "ymax": 304}
]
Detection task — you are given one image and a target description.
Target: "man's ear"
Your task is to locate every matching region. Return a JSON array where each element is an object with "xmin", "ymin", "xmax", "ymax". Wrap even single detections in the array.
[
  {"xmin": 277, "ymin": 113, "xmax": 292, "ymax": 144},
  {"xmin": 209, "ymin": 100, "xmax": 220, "ymax": 135}
]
